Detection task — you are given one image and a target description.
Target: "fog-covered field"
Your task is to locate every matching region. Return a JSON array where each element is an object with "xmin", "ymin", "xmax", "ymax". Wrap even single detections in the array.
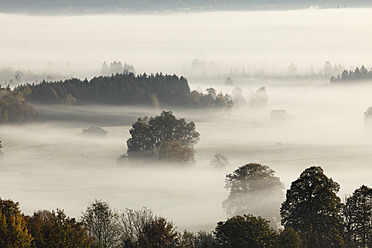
[
  {"xmin": 2, "ymin": 83, "xmax": 372, "ymax": 231},
  {"xmin": 1, "ymin": 8, "xmax": 372, "ymax": 232}
]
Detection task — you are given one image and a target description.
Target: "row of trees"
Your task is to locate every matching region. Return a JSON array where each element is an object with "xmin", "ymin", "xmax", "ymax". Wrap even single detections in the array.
[
  {"xmin": 0, "ymin": 0, "xmax": 326, "ymax": 14},
  {"xmin": 0, "ymin": 198, "xmax": 299, "ymax": 248},
  {"xmin": 15, "ymin": 73, "xmax": 233, "ymax": 110},
  {"xmin": 0, "ymin": 67, "xmax": 66, "ymax": 87},
  {"xmin": 330, "ymin": 66, "xmax": 372, "ymax": 83},
  {"xmin": 80, "ymin": 201, "xmax": 215, "ymax": 248},
  {"xmin": 0, "ymin": 197, "xmax": 215, "ymax": 248},
  {"xmin": 0, "ymin": 199, "xmax": 93, "ymax": 248},
  {"xmin": 0, "ymin": 165, "xmax": 371, "ymax": 247}
]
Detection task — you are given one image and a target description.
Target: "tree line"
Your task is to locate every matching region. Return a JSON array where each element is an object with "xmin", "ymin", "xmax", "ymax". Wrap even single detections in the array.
[
  {"xmin": 0, "ymin": 0, "xmax": 333, "ymax": 14},
  {"xmin": 1, "ymin": 165, "xmax": 370, "ymax": 247},
  {"xmin": 15, "ymin": 73, "xmax": 233, "ymax": 109},
  {"xmin": 0, "ymin": 73, "xmax": 233, "ymax": 124},
  {"xmin": 330, "ymin": 66, "xmax": 372, "ymax": 83}
]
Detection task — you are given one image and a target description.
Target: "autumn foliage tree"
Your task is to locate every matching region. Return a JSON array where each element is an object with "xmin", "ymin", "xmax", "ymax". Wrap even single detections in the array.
[
  {"xmin": 137, "ymin": 217, "xmax": 180, "ymax": 248},
  {"xmin": 0, "ymin": 86, "xmax": 36, "ymax": 124},
  {"xmin": 26, "ymin": 209, "xmax": 93, "ymax": 248},
  {"xmin": 158, "ymin": 140, "xmax": 194, "ymax": 164},
  {"xmin": 0, "ymin": 198, "xmax": 33, "ymax": 248}
]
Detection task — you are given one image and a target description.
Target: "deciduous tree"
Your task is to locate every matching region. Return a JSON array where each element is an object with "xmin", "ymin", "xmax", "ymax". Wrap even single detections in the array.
[
  {"xmin": 81, "ymin": 200, "xmax": 120, "ymax": 248},
  {"xmin": 119, "ymin": 207, "xmax": 156, "ymax": 246},
  {"xmin": 126, "ymin": 111, "xmax": 199, "ymax": 164},
  {"xmin": 27, "ymin": 209, "xmax": 93, "ymax": 248},
  {"xmin": 0, "ymin": 198, "xmax": 33, "ymax": 248},
  {"xmin": 280, "ymin": 166, "xmax": 344, "ymax": 247},
  {"xmin": 137, "ymin": 217, "xmax": 180, "ymax": 248},
  {"xmin": 223, "ymin": 163, "xmax": 284, "ymax": 226},
  {"xmin": 343, "ymin": 185, "xmax": 372, "ymax": 248},
  {"xmin": 214, "ymin": 214, "xmax": 278, "ymax": 248}
]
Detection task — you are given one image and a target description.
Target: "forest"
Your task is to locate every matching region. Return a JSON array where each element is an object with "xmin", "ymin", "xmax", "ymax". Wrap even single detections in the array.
[
  {"xmin": 331, "ymin": 66, "xmax": 372, "ymax": 83},
  {"xmin": 0, "ymin": 165, "xmax": 370, "ymax": 248},
  {"xmin": 0, "ymin": 73, "xmax": 233, "ymax": 124},
  {"xmin": 16, "ymin": 73, "xmax": 232, "ymax": 108}
]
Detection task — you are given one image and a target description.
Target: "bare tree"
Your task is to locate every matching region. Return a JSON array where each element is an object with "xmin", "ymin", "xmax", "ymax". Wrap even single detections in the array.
[
  {"xmin": 81, "ymin": 200, "xmax": 121, "ymax": 248},
  {"xmin": 120, "ymin": 207, "xmax": 156, "ymax": 245}
]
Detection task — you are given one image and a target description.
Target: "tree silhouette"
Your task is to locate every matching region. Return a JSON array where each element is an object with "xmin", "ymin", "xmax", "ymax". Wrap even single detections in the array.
[
  {"xmin": 215, "ymin": 215, "xmax": 278, "ymax": 248},
  {"xmin": 280, "ymin": 166, "xmax": 344, "ymax": 247},
  {"xmin": 126, "ymin": 111, "xmax": 200, "ymax": 164},
  {"xmin": 343, "ymin": 185, "xmax": 372, "ymax": 248},
  {"xmin": 223, "ymin": 163, "xmax": 284, "ymax": 226},
  {"xmin": 137, "ymin": 217, "xmax": 180, "ymax": 248}
]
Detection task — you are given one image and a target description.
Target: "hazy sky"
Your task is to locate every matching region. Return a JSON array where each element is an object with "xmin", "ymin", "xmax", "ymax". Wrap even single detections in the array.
[{"xmin": 1, "ymin": 8, "xmax": 371, "ymax": 77}]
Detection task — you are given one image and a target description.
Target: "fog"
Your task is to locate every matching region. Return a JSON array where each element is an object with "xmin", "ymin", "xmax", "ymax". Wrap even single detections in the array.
[
  {"xmin": 2, "ymin": 83, "xmax": 372, "ymax": 231},
  {"xmin": 1, "ymin": 8, "xmax": 372, "ymax": 232},
  {"xmin": 1, "ymin": 8, "xmax": 372, "ymax": 79}
]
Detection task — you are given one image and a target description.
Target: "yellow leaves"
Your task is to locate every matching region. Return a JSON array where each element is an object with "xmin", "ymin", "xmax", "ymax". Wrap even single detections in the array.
[{"xmin": 0, "ymin": 198, "xmax": 33, "ymax": 248}]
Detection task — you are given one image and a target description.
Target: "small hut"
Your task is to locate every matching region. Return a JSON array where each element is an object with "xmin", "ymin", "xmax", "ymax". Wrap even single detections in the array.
[{"xmin": 79, "ymin": 127, "xmax": 108, "ymax": 137}]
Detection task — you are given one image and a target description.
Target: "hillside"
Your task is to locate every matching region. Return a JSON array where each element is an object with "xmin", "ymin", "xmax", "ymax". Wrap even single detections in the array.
[{"xmin": 0, "ymin": 0, "xmax": 369, "ymax": 14}]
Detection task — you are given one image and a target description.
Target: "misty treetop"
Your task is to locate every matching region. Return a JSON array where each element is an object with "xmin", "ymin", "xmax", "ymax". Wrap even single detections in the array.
[
  {"xmin": 100, "ymin": 61, "xmax": 135, "ymax": 76},
  {"xmin": 16, "ymin": 73, "xmax": 233, "ymax": 110},
  {"xmin": 330, "ymin": 65, "xmax": 372, "ymax": 83},
  {"xmin": 125, "ymin": 111, "xmax": 200, "ymax": 164},
  {"xmin": 210, "ymin": 153, "xmax": 230, "ymax": 168},
  {"xmin": 223, "ymin": 163, "xmax": 284, "ymax": 227}
]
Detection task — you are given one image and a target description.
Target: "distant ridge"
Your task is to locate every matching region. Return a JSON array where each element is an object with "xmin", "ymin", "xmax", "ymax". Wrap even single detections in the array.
[{"xmin": 0, "ymin": 0, "xmax": 370, "ymax": 14}]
